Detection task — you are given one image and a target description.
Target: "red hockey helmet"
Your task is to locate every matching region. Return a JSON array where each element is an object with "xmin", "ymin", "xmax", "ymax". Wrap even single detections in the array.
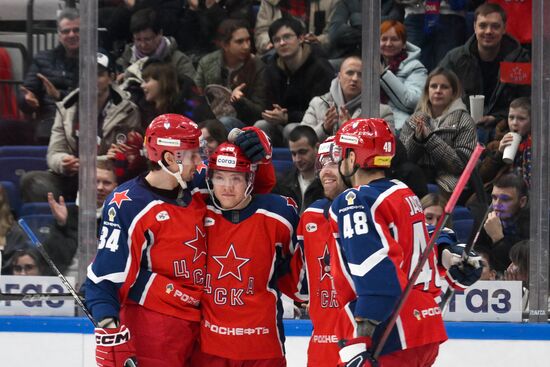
[
  {"xmin": 208, "ymin": 142, "xmax": 252, "ymax": 173},
  {"xmin": 334, "ymin": 118, "xmax": 395, "ymax": 168},
  {"xmin": 315, "ymin": 135, "xmax": 336, "ymax": 173},
  {"xmin": 144, "ymin": 114, "xmax": 201, "ymax": 162}
]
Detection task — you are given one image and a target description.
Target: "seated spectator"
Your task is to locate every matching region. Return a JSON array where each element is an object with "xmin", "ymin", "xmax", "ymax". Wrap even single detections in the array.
[
  {"xmin": 402, "ymin": 1, "xmax": 468, "ymax": 72},
  {"xmin": 43, "ymin": 160, "xmax": 118, "ymax": 275},
  {"xmin": 14, "ymin": 8, "xmax": 80, "ymax": 144},
  {"xmin": 478, "ymin": 250, "xmax": 498, "ymax": 281},
  {"xmin": 400, "ymin": 67, "xmax": 477, "ymax": 197},
  {"xmin": 117, "ymin": 8, "xmax": 196, "ymax": 84},
  {"xmin": 272, "ymin": 125, "xmax": 323, "ymax": 214},
  {"xmin": 0, "ymin": 184, "xmax": 31, "ymax": 273},
  {"xmin": 479, "ymin": 97, "xmax": 531, "ymax": 189},
  {"xmin": 300, "ymin": 55, "xmax": 394, "ymax": 140},
  {"xmin": 199, "ymin": 119, "xmax": 228, "ymax": 156},
  {"xmin": 137, "ymin": 59, "xmax": 214, "ymax": 127},
  {"xmin": 327, "ymin": 0, "xmax": 361, "ymax": 58},
  {"xmin": 195, "ymin": 19, "xmax": 268, "ymax": 129},
  {"xmin": 254, "ymin": 0, "xmax": 339, "ymax": 56},
  {"xmin": 476, "ymin": 173, "xmax": 529, "ymax": 273},
  {"xmin": 255, "ymin": 17, "xmax": 335, "ymax": 147},
  {"xmin": 20, "ymin": 52, "xmax": 141, "ymax": 203},
  {"xmin": 504, "ymin": 239, "xmax": 529, "ymax": 310},
  {"xmin": 188, "ymin": 0, "xmax": 255, "ymax": 56},
  {"xmin": 420, "ymin": 193, "xmax": 449, "ymax": 227},
  {"xmin": 438, "ymin": 3, "xmax": 530, "ymax": 144},
  {"xmin": 8, "ymin": 248, "xmax": 50, "ymax": 276},
  {"xmin": 380, "ymin": 20, "xmax": 427, "ymax": 132}
]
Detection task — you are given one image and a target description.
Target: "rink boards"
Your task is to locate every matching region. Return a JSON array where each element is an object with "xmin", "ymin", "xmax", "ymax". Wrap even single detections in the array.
[{"xmin": 0, "ymin": 317, "xmax": 549, "ymax": 367}]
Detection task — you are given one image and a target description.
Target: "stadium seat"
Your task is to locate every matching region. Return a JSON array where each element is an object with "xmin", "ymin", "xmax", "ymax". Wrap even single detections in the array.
[
  {"xmin": 427, "ymin": 184, "xmax": 439, "ymax": 194},
  {"xmin": 452, "ymin": 206, "xmax": 472, "ymax": 221},
  {"xmin": 18, "ymin": 214, "xmax": 54, "ymax": 243},
  {"xmin": 0, "ymin": 145, "xmax": 48, "ymax": 157},
  {"xmin": 273, "ymin": 160, "xmax": 294, "ymax": 177},
  {"xmin": 452, "ymin": 219, "xmax": 474, "ymax": 244},
  {"xmin": 0, "ymin": 180, "xmax": 21, "ymax": 216},
  {"xmin": 0, "ymin": 156, "xmax": 48, "ymax": 189},
  {"xmin": 19, "ymin": 201, "xmax": 76, "ymax": 216},
  {"xmin": 272, "ymin": 147, "xmax": 292, "ymax": 161}
]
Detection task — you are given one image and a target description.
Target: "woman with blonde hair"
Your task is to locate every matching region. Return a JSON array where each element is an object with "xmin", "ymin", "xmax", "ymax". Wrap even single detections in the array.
[{"xmin": 400, "ymin": 67, "xmax": 477, "ymax": 197}]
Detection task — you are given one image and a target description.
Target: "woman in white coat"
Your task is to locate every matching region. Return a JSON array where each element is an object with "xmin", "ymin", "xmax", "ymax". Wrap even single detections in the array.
[{"xmin": 380, "ymin": 20, "xmax": 427, "ymax": 132}]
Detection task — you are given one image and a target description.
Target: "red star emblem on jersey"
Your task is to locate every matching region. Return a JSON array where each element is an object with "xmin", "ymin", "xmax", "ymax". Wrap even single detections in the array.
[
  {"xmin": 196, "ymin": 162, "xmax": 207, "ymax": 174},
  {"xmin": 184, "ymin": 226, "xmax": 206, "ymax": 262},
  {"xmin": 318, "ymin": 244, "xmax": 332, "ymax": 282},
  {"xmin": 109, "ymin": 189, "xmax": 132, "ymax": 208},
  {"xmin": 213, "ymin": 244, "xmax": 250, "ymax": 281},
  {"xmin": 285, "ymin": 196, "xmax": 298, "ymax": 212}
]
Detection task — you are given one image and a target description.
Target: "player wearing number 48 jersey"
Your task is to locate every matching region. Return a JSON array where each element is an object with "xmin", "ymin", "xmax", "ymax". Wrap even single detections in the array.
[{"xmin": 328, "ymin": 118, "xmax": 447, "ymax": 367}]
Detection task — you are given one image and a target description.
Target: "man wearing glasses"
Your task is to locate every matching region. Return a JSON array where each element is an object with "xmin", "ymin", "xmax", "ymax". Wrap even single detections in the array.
[{"xmin": 17, "ymin": 8, "xmax": 80, "ymax": 145}]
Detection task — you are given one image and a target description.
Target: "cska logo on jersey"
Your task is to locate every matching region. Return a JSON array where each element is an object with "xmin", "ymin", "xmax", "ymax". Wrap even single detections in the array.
[
  {"xmin": 109, "ymin": 189, "xmax": 132, "ymax": 208},
  {"xmin": 213, "ymin": 244, "xmax": 250, "ymax": 281},
  {"xmin": 318, "ymin": 244, "xmax": 332, "ymax": 282},
  {"xmin": 183, "ymin": 226, "xmax": 206, "ymax": 262},
  {"xmin": 196, "ymin": 162, "xmax": 207, "ymax": 174}
]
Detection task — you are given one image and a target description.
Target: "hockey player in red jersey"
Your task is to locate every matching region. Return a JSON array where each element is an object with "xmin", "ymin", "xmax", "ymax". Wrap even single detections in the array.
[
  {"xmin": 328, "ymin": 118, "xmax": 448, "ymax": 367},
  {"xmin": 191, "ymin": 142, "xmax": 299, "ymax": 366},
  {"xmin": 279, "ymin": 136, "xmax": 353, "ymax": 367}
]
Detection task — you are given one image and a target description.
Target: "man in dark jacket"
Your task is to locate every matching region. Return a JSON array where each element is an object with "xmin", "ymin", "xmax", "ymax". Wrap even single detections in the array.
[
  {"xmin": 255, "ymin": 17, "xmax": 335, "ymax": 147},
  {"xmin": 475, "ymin": 173, "xmax": 529, "ymax": 274},
  {"xmin": 272, "ymin": 125, "xmax": 324, "ymax": 214},
  {"xmin": 438, "ymin": 3, "xmax": 530, "ymax": 144},
  {"xmin": 16, "ymin": 8, "xmax": 80, "ymax": 144}
]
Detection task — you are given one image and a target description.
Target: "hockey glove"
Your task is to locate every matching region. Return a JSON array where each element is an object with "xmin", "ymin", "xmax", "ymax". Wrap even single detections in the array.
[
  {"xmin": 338, "ymin": 337, "xmax": 378, "ymax": 367},
  {"xmin": 95, "ymin": 324, "xmax": 137, "ymax": 367},
  {"xmin": 442, "ymin": 243, "xmax": 483, "ymax": 291},
  {"xmin": 234, "ymin": 126, "xmax": 272, "ymax": 163}
]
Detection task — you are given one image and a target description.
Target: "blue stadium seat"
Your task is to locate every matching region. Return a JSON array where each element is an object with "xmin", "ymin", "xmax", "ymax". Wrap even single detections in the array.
[
  {"xmin": 0, "ymin": 180, "xmax": 21, "ymax": 216},
  {"xmin": 452, "ymin": 206, "xmax": 472, "ymax": 221},
  {"xmin": 0, "ymin": 157, "xmax": 48, "ymax": 189},
  {"xmin": 427, "ymin": 184, "xmax": 439, "ymax": 194},
  {"xmin": 0, "ymin": 145, "xmax": 48, "ymax": 158},
  {"xmin": 273, "ymin": 160, "xmax": 294, "ymax": 177},
  {"xmin": 272, "ymin": 147, "xmax": 292, "ymax": 161},
  {"xmin": 19, "ymin": 214, "xmax": 54, "ymax": 243},
  {"xmin": 452, "ymin": 219, "xmax": 474, "ymax": 244},
  {"xmin": 19, "ymin": 201, "xmax": 76, "ymax": 216}
]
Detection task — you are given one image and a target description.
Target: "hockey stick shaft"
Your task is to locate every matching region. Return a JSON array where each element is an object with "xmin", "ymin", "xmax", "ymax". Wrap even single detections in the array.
[
  {"xmin": 17, "ymin": 218, "xmax": 97, "ymax": 327},
  {"xmin": 373, "ymin": 144, "xmax": 484, "ymax": 359},
  {"xmin": 0, "ymin": 292, "xmax": 84, "ymax": 302}
]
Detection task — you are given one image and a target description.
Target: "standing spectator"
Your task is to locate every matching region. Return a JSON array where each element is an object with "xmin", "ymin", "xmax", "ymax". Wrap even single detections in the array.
[
  {"xmin": 254, "ymin": 0, "xmax": 340, "ymax": 56},
  {"xmin": 256, "ymin": 17, "xmax": 335, "ymax": 146},
  {"xmin": 301, "ymin": 55, "xmax": 394, "ymax": 141},
  {"xmin": 438, "ymin": 2, "xmax": 530, "ymax": 144},
  {"xmin": 20, "ymin": 52, "xmax": 141, "ymax": 203},
  {"xmin": 400, "ymin": 67, "xmax": 477, "ymax": 197},
  {"xmin": 0, "ymin": 184, "xmax": 30, "ymax": 274},
  {"xmin": 191, "ymin": 142, "xmax": 299, "ymax": 365},
  {"xmin": 380, "ymin": 20, "xmax": 427, "ymax": 132},
  {"xmin": 476, "ymin": 173, "xmax": 529, "ymax": 273},
  {"xmin": 327, "ymin": 0, "xmax": 361, "ymax": 58},
  {"xmin": 43, "ymin": 160, "xmax": 118, "ymax": 275},
  {"xmin": 137, "ymin": 59, "xmax": 214, "ymax": 127},
  {"xmin": 479, "ymin": 97, "xmax": 531, "ymax": 189},
  {"xmin": 195, "ymin": 19, "xmax": 268, "ymax": 129},
  {"xmin": 117, "ymin": 8, "xmax": 197, "ymax": 83},
  {"xmin": 402, "ymin": 1, "xmax": 468, "ymax": 72},
  {"xmin": 272, "ymin": 125, "xmax": 324, "ymax": 214},
  {"xmin": 15, "ymin": 8, "xmax": 80, "ymax": 144}
]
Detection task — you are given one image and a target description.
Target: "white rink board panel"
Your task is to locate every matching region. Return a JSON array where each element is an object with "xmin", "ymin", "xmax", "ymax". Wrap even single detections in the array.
[{"xmin": 1, "ymin": 317, "xmax": 550, "ymax": 367}]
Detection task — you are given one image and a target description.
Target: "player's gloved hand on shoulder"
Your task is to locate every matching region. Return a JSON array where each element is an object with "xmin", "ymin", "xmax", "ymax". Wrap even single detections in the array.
[
  {"xmin": 95, "ymin": 320, "xmax": 137, "ymax": 367},
  {"xmin": 338, "ymin": 337, "xmax": 378, "ymax": 367},
  {"xmin": 234, "ymin": 126, "xmax": 272, "ymax": 163},
  {"xmin": 442, "ymin": 243, "xmax": 483, "ymax": 290}
]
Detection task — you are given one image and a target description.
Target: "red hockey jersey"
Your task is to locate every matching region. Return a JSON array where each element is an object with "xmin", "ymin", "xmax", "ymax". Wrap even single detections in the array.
[
  {"xmin": 329, "ymin": 179, "xmax": 447, "ymax": 355},
  {"xmin": 200, "ymin": 194, "xmax": 299, "ymax": 360}
]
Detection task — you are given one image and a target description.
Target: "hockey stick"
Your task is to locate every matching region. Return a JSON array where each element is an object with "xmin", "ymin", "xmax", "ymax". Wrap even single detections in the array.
[
  {"xmin": 17, "ymin": 218, "xmax": 97, "ymax": 326},
  {"xmin": 0, "ymin": 292, "xmax": 83, "ymax": 302},
  {"xmin": 373, "ymin": 144, "xmax": 485, "ymax": 359}
]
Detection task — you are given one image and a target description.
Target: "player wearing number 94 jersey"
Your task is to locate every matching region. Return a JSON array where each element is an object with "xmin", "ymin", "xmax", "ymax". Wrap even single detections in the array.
[{"xmin": 328, "ymin": 118, "xmax": 447, "ymax": 367}]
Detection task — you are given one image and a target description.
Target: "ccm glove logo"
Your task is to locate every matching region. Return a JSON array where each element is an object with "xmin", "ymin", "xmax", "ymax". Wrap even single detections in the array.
[{"xmin": 95, "ymin": 327, "xmax": 131, "ymax": 346}]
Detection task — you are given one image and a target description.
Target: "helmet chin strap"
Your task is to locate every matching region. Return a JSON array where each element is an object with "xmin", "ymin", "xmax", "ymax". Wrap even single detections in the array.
[
  {"xmin": 158, "ymin": 160, "xmax": 188, "ymax": 190},
  {"xmin": 206, "ymin": 173, "xmax": 254, "ymax": 211},
  {"xmin": 338, "ymin": 160, "xmax": 358, "ymax": 187}
]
